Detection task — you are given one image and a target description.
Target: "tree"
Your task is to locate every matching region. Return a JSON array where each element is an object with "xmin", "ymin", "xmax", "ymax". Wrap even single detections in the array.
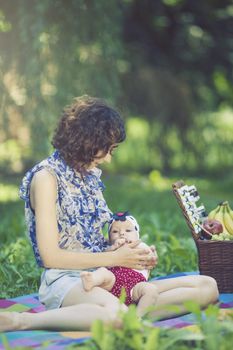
[{"xmin": 0, "ymin": 0, "xmax": 124, "ymax": 169}]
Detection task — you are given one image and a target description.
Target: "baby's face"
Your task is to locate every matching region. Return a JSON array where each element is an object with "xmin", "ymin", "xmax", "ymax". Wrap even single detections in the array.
[{"xmin": 109, "ymin": 220, "xmax": 139, "ymax": 244}]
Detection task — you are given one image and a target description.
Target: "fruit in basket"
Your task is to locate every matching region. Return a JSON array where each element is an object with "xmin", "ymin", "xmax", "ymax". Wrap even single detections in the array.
[
  {"xmin": 202, "ymin": 219, "xmax": 223, "ymax": 239},
  {"xmin": 211, "ymin": 232, "xmax": 233, "ymax": 241},
  {"xmin": 223, "ymin": 203, "xmax": 233, "ymax": 235},
  {"xmin": 208, "ymin": 205, "xmax": 221, "ymax": 220},
  {"xmin": 226, "ymin": 202, "xmax": 233, "ymax": 220},
  {"xmin": 207, "ymin": 202, "xmax": 233, "ymax": 240},
  {"xmin": 210, "ymin": 203, "xmax": 229, "ymax": 232},
  {"xmin": 200, "ymin": 230, "xmax": 212, "ymax": 240},
  {"xmin": 211, "ymin": 234, "xmax": 222, "ymax": 241},
  {"xmin": 229, "ymin": 210, "xmax": 233, "ymax": 221}
]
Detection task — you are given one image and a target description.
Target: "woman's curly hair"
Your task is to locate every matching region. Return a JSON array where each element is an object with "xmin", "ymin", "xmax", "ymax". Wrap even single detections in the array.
[{"xmin": 52, "ymin": 95, "xmax": 126, "ymax": 173}]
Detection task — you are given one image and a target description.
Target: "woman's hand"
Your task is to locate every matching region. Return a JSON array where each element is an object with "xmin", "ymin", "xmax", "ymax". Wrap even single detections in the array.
[
  {"xmin": 112, "ymin": 240, "xmax": 156, "ymax": 270},
  {"xmin": 138, "ymin": 243, "xmax": 158, "ymax": 270},
  {"xmin": 148, "ymin": 244, "xmax": 158, "ymax": 269}
]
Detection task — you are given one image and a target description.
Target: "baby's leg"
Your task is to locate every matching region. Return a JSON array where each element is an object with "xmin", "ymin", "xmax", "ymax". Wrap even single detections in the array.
[
  {"xmin": 81, "ymin": 267, "xmax": 115, "ymax": 292},
  {"xmin": 132, "ymin": 282, "xmax": 159, "ymax": 317}
]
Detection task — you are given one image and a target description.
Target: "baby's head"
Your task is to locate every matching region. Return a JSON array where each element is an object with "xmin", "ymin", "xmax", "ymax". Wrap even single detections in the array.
[{"xmin": 108, "ymin": 211, "xmax": 140, "ymax": 244}]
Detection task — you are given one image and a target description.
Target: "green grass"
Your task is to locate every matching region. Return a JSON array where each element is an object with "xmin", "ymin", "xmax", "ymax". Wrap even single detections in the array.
[
  {"xmin": 0, "ymin": 173, "xmax": 232, "ymax": 298},
  {"xmin": 80, "ymin": 303, "xmax": 233, "ymax": 350},
  {"xmin": 1, "ymin": 173, "xmax": 233, "ymax": 350},
  {"xmin": 0, "ymin": 177, "xmax": 42, "ymax": 298}
]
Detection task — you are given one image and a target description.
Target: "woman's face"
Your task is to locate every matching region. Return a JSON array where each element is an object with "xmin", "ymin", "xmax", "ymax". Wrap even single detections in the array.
[
  {"xmin": 87, "ymin": 151, "xmax": 111, "ymax": 169},
  {"xmin": 88, "ymin": 144, "xmax": 118, "ymax": 169}
]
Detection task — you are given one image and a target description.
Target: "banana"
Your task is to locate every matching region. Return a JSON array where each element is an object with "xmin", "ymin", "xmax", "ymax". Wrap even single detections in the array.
[
  {"xmin": 223, "ymin": 204, "xmax": 233, "ymax": 235},
  {"xmin": 213, "ymin": 204, "xmax": 230, "ymax": 234},
  {"xmin": 208, "ymin": 205, "xmax": 221, "ymax": 219},
  {"xmin": 226, "ymin": 202, "xmax": 233, "ymax": 221}
]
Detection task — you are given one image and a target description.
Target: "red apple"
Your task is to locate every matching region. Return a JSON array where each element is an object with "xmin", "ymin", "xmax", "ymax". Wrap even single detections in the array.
[{"xmin": 202, "ymin": 219, "xmax": 223, "ymax": 239}]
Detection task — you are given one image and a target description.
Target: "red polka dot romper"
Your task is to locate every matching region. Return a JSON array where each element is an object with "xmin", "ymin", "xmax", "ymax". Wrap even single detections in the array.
[{"xmin": 108, "ymin": 266, "xmax": 146, "ymax": 306}]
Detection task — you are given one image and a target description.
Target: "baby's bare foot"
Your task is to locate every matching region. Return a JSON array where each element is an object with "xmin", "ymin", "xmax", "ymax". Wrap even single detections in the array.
[
  {"xmin": 0, "ymin": 312, "xmax": 21, "ymax": 332},
  {"xmin": 80, "ymin": 271, "xmax": 95, "ymax": 291}
]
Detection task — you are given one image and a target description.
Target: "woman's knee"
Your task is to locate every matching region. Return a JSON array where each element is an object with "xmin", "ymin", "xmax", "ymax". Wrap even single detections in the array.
[
  {"xmin": 198, "ymin": 275, "xmax": 219, "ymax": 304},
  {"xmin": 204, "ymin": 276, "xmax": 219, "ymax": 300},
  {"xmin": 104, "ymin": 301, "xmax": 128, "ymax": 322}
]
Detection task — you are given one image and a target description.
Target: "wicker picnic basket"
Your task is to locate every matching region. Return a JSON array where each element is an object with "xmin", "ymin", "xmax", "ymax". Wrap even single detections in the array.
[{"xmin": 172, "ymin": 180, "xmax": 233, "ymax": 293}]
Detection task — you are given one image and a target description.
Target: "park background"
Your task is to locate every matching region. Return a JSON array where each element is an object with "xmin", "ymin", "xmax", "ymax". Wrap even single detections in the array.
[{"xmin": 0, "ymin": 0, "xmax": 233, "ymax": 298}]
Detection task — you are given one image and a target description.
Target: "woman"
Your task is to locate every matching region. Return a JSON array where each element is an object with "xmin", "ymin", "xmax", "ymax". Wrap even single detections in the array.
[{"xmin": 0, "ymin": 96, "xmax": 218, "ymax": 331}]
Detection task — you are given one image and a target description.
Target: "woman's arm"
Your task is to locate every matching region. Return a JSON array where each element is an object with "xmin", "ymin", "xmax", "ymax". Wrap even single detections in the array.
[{"xmin": 30, "ymin": 170, "xmax": 152, "ymax": 270}]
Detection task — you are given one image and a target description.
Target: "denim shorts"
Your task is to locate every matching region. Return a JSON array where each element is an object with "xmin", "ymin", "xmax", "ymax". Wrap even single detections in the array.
[{"xmin": 39, "ymin": 268, "xmax": 85, "ymax": 310}]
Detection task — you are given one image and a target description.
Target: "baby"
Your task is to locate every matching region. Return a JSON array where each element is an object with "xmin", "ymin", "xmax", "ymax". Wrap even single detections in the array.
[{"xmin": 81, "ymin": 212, "xmax": 158, "ymax": 317}]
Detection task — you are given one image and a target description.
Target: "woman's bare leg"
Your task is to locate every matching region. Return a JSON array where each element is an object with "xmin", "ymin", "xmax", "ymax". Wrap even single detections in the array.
[
  {"xmin": 0, "ymin": 304, "xmax": 115, "ymax": 332},
  {"xmin": 80, "ymin": 267, "xmax": 115, "ymax": 291},
  {"xmin": 132, "ymin": 282, "xmax": 159, "ymax": 317},
  {"xmin": 149, "ymin": 275, "xmax": 219, "ymax": 319},
  {"xmin": 0, "ymin": 284, "xmax": 127, "ymax": 332}
]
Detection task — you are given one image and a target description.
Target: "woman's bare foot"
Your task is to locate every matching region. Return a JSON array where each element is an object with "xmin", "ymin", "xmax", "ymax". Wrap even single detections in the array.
[
  {"xmin": 80, "ymin": 271, "xmax": 96, "ymax": 291},
  {"xmin": 0, "ymin": 312, "xmax": 21, "ymax": 332}
]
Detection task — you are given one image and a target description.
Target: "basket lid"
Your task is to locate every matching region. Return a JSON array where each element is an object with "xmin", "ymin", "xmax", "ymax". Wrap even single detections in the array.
[{"xmin": 172, "ymin": 180, "xmax": 206, "ymax": 241}]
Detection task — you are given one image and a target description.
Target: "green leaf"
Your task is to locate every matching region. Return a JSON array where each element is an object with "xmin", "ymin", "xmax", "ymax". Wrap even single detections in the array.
[
  {"xmin": 123, "ymin": 305, "xmax": 141, "ymax": 331},
  {"xmin": 144, "ymin": 328, "xmax": 160, "ymax": 350},
  {"xmin": 91, "ymin": 319, "xmax": 104, "ymax": 347},
  {"xmin": 183, "ymin": 301, "xmax": 202, "ymax": 322},
  {"xmin": 102, "ymin": 333, "xmax": 116, "ymax": 350},
  {"xmin": 160, "ymin": 328, "xmax": 199, "ymax": 350},
  {"xmin": 119, "ymin": 287, "xmax": 126, "ymax": 304},
  {"xmin": 169, "ymin": 235, "xmax": 181, "ymax": 249},
  {"xmin": 204, "ymin": 303, "xmax": 219, "ymax": 318},
  {"xmin": 0, "ymin": 335, "xmax": 11, "ymax": 350}
]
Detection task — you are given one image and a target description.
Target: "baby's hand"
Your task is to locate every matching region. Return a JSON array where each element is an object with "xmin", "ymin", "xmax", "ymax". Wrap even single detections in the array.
[
  {"xmin": 106, "ymin": 238, "xmax": 126, "ymax": 251},
  {"xmin": 112, "ymin": 238, "xmax": 126, "ymax": 249}
]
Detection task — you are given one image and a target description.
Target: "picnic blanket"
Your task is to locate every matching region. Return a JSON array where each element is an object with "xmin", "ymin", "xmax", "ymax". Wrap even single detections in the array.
[{"xmin": 1, "ymin": 272, "xmax": 233, "ymax": 349}]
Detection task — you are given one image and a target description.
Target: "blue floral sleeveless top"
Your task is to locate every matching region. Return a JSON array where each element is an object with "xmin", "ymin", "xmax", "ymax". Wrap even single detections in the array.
[{"xmin": 19, "ymin": 150, "xmax": 112, "ymax": 267}]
